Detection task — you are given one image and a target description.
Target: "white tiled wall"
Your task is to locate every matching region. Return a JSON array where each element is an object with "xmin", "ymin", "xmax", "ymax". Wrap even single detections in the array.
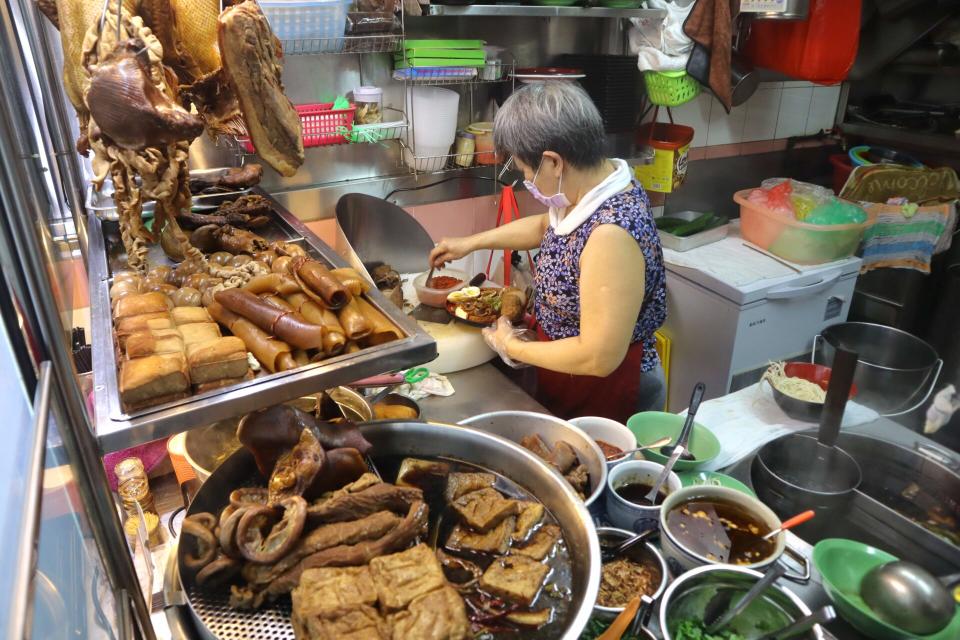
[{"xmin": 665, "ymin": 81, "xmax": 842, "ymax": 148}]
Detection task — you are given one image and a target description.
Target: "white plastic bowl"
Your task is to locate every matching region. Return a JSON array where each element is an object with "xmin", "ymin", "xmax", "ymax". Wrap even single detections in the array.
[{"xmin": 569, "ymin": 416, "xmax": 637, "ymax": 469}]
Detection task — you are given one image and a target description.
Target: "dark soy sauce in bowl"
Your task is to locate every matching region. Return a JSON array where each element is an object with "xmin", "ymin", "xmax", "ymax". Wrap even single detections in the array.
[{"xmin": 614, "ymin": 481, "xmax": 669, "ymax": 506}]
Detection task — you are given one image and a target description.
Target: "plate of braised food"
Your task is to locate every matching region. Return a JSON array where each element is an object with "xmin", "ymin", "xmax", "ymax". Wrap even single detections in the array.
[{"xmin": 445, "ymin": 286, "xmax": 527, "ymax": 328}]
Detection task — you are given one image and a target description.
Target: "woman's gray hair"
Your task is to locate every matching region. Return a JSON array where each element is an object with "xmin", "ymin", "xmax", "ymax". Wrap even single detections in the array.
[{"xmin": 494, "ymin": 82, "xmax": 605, "ymax": 170}]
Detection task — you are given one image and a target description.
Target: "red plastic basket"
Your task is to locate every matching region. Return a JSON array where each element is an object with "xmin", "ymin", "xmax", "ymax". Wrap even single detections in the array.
[{"xmin": 239, "ymin": 102, "xmax": 356, "ymax": 152}]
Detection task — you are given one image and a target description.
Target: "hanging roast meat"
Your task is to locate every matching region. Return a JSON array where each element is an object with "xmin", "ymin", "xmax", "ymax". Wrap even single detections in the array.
[
  {"xmin": 218, "ymin": 1, "xmax": 304, "ymax": 177},
  {"xmin": 86, "ymin": 39, "xmax": 204, "ymax": 150}
]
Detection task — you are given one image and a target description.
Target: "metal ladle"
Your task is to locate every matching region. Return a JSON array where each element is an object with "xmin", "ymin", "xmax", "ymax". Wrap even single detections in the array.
[{"xmin": 860, "ymin": 561, "xmax": 956, "ymax": 635}]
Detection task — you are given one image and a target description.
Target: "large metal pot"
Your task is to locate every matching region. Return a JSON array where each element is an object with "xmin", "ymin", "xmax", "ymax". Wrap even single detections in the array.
[
  {"xmin": 816, "ymin": 322, "xmax": 942, "ymax": 416},
  {"xmin": 659, "ymin": 565, "xmax": 824, "ymax": 640},
  {"xmin": 459, "ymin": 410, "xmax": 608, "ymax": 509},
  {"xmin": 170, "ymin": 420, "xmax": 601, "ymax": 640}
]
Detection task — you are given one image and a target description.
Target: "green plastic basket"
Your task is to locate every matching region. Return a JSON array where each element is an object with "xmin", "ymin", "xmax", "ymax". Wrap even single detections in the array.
[{"xmin": 643, "ymin": 70, "xmax": 701, "ymax": 107}]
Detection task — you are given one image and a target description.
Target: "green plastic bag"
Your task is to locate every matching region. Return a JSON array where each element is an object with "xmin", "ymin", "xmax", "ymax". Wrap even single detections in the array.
[{"xmin": 805, "ymin": 197, "xmax": 868, "ymax": 226}]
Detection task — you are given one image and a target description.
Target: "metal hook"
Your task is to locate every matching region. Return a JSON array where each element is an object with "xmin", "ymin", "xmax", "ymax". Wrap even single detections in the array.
[
  {"xmin": 98, "ymin": 0, "xmax": 110, "ymax": 35},
  {"xmin": 116, "ymin": 0, "xmax": 123, "ymax": 41}
]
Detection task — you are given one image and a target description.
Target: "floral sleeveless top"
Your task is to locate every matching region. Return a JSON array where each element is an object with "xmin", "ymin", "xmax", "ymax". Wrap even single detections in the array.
[{"xmin": 534, "ymin": 181, "xmax": 667, "ymax": 372}]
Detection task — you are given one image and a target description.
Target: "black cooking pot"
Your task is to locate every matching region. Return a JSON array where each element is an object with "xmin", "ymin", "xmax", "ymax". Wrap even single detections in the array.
[{"xmin": 751, "ymin": 348, "xmax": 863, "ymax": 523}]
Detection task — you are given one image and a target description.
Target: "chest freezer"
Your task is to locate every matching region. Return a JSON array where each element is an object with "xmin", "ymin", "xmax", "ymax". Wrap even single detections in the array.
[{"xmin": 659, "ymin": 232, "xmax": 862, "ymax": 412}]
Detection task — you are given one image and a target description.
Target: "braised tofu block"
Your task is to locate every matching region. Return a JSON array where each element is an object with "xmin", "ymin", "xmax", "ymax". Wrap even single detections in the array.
[
  {"xmin": 506, "ymin": 609, "xmax": 552, "ymax": 628},
  {"xmin": 396, "ymin": 458, "xmax": 450, "ymax": 497},
  {"xmin": 565, "ymin": 464, "xmax": 589, "ymax": 499},
  {"xmin": 480, "ymin": 555, "xmax": 550, "ymax": 606},
  {"xmin": 550, "ymin": 441, "xmax": 579, "ymax": 474},
  {"xmin": 369, "ymin": 543, "xmax": 446, "ymax": 611},
  {"xmin": 294, "ymin": 604, "xmax": 390, "ymax": 640},
  {"xmin": 445, "ymin": 472, "xmax": 496, "ymax": 503},
  {"xmin": 446, "ymin": 517, "xmax": 515, "ymax": 555},
  {"xmin": 451, "ymin": 488, "xmax": 519, "ymax": 532},
  {"xmin": 512, "ymin": 502, "xmax": 545, "ymax": 543},
  {"xmin": 520, "ymin": 433, "xmax": 553, "ymax": 461},
  {"xmin": 389, "ymin": 585, "xmax": 468, "ymax": 640},
  {"xmin": 513, "ymin": 524, "xmax": 562, "ymax": 561},
  {"xmin": 292, "ymin": 566, "xmax": 378, "ymax": 619}
]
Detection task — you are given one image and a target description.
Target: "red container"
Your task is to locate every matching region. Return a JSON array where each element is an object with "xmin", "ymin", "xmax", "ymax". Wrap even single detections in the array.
[
  {"xmin": 744, "ymin": 0, "xmax": 862, "ymax": 85},
  {"xmin": 829, "ymin": 154, "xmax": 853, "ymax": 194},
  {"xmin": 239, "ymin": 102, "xmax": 356, "ymax": 152}
]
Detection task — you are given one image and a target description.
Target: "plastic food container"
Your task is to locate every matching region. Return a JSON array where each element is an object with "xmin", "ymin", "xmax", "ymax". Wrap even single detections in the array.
[
  {"xmin": 634, "ymin": 122, "xmax": 694, "ymax": 193},
  {"xmin": 733, "ymin": 189, "xmax": 875, "ymax": 265},
  {"xmin": 353, "ymin": 86, "xmax": 383, "ymax": 124},
  {"xmin": 413, "ymin": 268, "xmax": 468, "ymax": 307},
  {"xmin": 469, "ymin": 121, "xmax": 495, "ymax": 165},
  {"xmin": 454, "ymin": 130, "xmax": 476, "ymax": 167},
  {"xmin": 260, "ymin": 0, "xmax": 348, "ymax": 44}
]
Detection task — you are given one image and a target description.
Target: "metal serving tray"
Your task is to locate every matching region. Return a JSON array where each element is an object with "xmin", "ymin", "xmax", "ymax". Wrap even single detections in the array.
[{"xmin": 88, "ymin": 190, "xmax": 437, "ymax": 452}]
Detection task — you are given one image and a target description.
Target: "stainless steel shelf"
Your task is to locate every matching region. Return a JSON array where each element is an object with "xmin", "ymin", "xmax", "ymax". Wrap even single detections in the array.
[
  {"xmin": 841, "ymin": 122, "xmax": 960, "ymax": 155},
  {"xmin": 88, "ymin": 191, "xmax": 437, "ymax": 452},
  {"xmin": 281, "ymin": 33, "xmax": 403, "ymax": 55},
  {"xmin": 426, "ymin": 4, "xmax": 667, "ymax": 18}
]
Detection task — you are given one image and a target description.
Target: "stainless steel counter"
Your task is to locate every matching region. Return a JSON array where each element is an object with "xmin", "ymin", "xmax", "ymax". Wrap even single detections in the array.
[{"xmin": 419, "ymin": 363, "xmax": 546, "ymax": 423}]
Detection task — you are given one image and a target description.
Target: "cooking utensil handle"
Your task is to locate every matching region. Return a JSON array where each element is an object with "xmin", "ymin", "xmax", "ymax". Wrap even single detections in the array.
[
  {"xmin": 755, "ymin": 605, "xmax": 835, "ymax": 640},
  {"xmin": 706, "ymin": 563, "xmax": 787, "ymax": 633},
  {"xmin": 810, "ymin": 334, "xmax": 822, "ymax": 364},
  {"xmin": 677, "ymin": 382, "xmax": 706, "ymax": 447},
  {"xmin": 779, "ymin": 542, "xmax": 812, "ymax": 584},
  {"xmin": 818, "ymin": 346, "xmax": 858, "ymax": 448},
  {"xmin": 883, "ymin": 358, "xmax": 943, "ymax": 417},
  {"xmin": 779, "ymin": 510, "xmax": 815, "ymax": 531},
  {"xmin": 646, "ymin": 445, "xmax": 684, "ymax": 503}
]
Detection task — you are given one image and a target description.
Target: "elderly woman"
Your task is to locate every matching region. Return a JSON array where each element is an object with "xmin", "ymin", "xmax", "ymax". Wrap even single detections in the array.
[{"xmin": 429, "ymin": 82, "xmax": 667, "ymax": 422}]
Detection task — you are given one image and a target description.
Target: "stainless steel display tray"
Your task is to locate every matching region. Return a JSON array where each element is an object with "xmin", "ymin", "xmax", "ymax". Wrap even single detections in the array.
[{"xmin": 88, "ymin": 190, "xmax": 437, "ymax": 452}]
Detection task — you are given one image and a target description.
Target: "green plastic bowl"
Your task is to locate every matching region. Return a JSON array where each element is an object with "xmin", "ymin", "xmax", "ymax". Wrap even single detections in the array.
[
  {"xmin": 625, "ymin": 412, "xmax": 720, "ymax": 471},
  {"xmin": 813, "ymin": 538, "xmax": 960, "ymax": 640},
  {"xmin": 677, "ymin": 470, "xmax": 755, "ymax": 496}
]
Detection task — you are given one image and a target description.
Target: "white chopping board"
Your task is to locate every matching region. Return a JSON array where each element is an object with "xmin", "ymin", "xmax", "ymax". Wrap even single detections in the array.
[{"xmin": 401, "ymin": 273, "xmax": 494, "ymax": 374}]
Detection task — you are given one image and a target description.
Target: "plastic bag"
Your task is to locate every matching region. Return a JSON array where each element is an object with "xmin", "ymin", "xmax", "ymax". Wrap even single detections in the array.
[
  {"xmin": 748, "ymin": 179, "xmax": 794, "ymax": 216},
  {"xmin": 481, "ymin": 317, "xmax": 536, "ymax": 369},
  {"xmin": 752, "ymin": 178, "xmax": 837, "ymax": 220},
  {"xmin": 345, "ymin": 11, "xmax": 397, "ymax": 34},
  {"xmin": 805, "ymin": 197, "xmax": 868, "ymax": 226}
]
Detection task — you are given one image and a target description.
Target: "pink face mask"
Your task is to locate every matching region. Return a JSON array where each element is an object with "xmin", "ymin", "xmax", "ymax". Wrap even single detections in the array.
[{"xmin": 524, "ymin": 157, "xmax": 571, "ymax": 210}]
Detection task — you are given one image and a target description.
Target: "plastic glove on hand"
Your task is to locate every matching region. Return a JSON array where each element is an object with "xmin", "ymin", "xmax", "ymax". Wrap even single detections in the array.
[{"xmin": 482, "ymin": 316, "xmax": 530, "ymax": 369}]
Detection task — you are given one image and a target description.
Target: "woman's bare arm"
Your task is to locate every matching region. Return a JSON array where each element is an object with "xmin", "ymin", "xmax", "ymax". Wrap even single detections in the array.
[
  {"xmin": 429, "ymin": 214, "xmax": 548, "ymax": 267},
  {"xmin": 506, "ymin": 224, "xmax": 645, "ymax": 376}
]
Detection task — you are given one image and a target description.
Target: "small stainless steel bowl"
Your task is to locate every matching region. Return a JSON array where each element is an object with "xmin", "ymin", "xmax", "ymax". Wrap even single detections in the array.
[
  {"xmin": 659, "ymin": 565, "xmax": 824, "ymax": 640},
  {"xmin": 594, "ymin": 527, "xmax": 669, "ymax": 620},
  {"xmin": 371, "ymin": 393, "xmax": 422, "ymax": 420}
]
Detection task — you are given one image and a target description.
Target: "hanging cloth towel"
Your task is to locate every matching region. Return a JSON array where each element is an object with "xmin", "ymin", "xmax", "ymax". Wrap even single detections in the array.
[
  {"xmin": 683, "ymin": 0, "xmax": 738, "ymax": 111},
  {"xmin": 859, "ymin": 201, "xmax": 956, "ymax": 274},
  {"xmin": 550, "ymin": 158, "xmax": 633, "ymax": 236}
]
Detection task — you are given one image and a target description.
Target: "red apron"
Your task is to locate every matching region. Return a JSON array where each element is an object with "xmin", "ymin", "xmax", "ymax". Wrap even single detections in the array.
[{"xmin": 533, "ymin": 325, "xmax": 646, "ymax": 424}]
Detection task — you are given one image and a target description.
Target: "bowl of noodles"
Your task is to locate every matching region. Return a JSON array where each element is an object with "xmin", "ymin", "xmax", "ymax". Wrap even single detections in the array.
[{"xmin": 764, "ymin": 362, "xmax": 858, "ymax": 422}]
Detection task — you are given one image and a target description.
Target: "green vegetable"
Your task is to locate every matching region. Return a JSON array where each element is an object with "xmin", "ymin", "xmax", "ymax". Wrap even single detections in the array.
[
  {"xmin": 657, "ymin": 213, "xmax": 726, "ymax": 238},
  {"xmin": 580, "ymin": 617, "xmax": 644, "ymax": 640},
  {"xmin": 674, "ymin": 619, "xmax": 746, "ymax": 640},
  {"xmin": 656, "ymin": 216, "xmax": 688, "ymax": 231}
]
